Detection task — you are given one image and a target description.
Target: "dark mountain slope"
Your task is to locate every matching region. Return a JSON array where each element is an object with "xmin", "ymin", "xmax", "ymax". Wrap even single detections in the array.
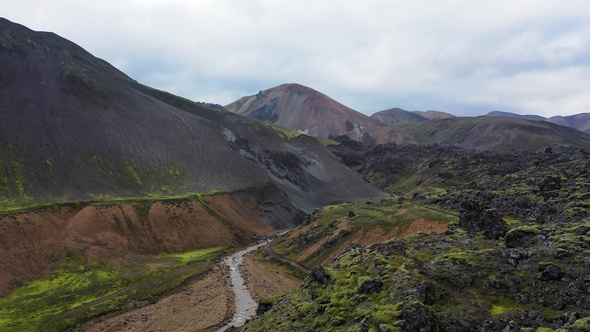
[
  {"xmin": 370, "ymin": 107, "xmax": 428, "ymax": 125},
  {"xmin": 225, "ymin": 83, "xmax": 415, "ymax": 145},
  {"xmin": 399, "ymin": 116, "xmax": 590, "ymax": 151},
  {"xmin": 0, "ymin": 18, "xmax": 381, "ymax": 214},
  {"xmin": 547, "ymin": 113, "xmax": 590, "ymax": 134}
]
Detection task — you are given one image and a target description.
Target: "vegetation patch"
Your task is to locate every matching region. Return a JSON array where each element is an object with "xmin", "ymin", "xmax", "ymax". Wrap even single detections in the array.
[
  {"xmin": 272, "ymin": 197, "xmax": 455, "ymax": 268},
  {"xmin": 0, "ymin": 247, "xmax": 226, "ymax": 332},
  {"xmin": 316, "ymin": 137, "xmax": 340, "ymax": 147}
]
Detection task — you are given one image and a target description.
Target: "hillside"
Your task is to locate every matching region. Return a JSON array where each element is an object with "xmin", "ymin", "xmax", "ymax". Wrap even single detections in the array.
[
  {"xmin": 0, "ymin": 18, "xmax": 385, "ymax": 328},
  {"xmin": 486, "ymin": 111, "xmax": 546, "ymax": 121},
  {"xmin": 241, "ymin": 145, "xmax": 590, "ymax": 331},
  {"xmin": 399, "ymin": 116, "xmax": 590, "ymax": 151},
  {"xmin": 370, "ymin": 107, "xmax": 428, "ymax": 126},
  {"xmin": 548, "ymin": 113, "xmax": 590, "ymax": 134},
  {"xmin": 225, "ymin": 83, "xmax": 415, "ymax": 146},
  {"xmin": 0, "ymin": 18, "xmax": 383, "ymax": 213}
]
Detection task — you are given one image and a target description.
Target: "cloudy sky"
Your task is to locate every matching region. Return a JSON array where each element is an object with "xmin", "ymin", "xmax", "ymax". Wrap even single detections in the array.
[{"xmin": 5, "ymin": 0, "xmax": 590, "ymax": 117}]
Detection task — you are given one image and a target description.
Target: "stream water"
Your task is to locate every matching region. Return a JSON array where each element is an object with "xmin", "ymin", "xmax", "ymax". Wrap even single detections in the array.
[{"xmin": 216, "ymin": 240, "xmax": 269, "ymax": 332}]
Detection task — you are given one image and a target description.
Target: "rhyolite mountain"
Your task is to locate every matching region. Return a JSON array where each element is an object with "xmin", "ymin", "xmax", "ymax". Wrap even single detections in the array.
[
  {"xmin": 547, "ymin": 113, "xmax": 590, "ymax": 134},
  {"xmin": 399, "ymin": 116, "xmax": 590, "ymax": 151},
  {"xmin": 0, "ymin": 18, "xmax": 383, "ymax": 296},
  {"xmin": 370, "ymin": 107, "xmax": 428, "ymax": 125},
  {"xmin": 225, "ymin": 83, "xmax": 415, "ymax": 146}
]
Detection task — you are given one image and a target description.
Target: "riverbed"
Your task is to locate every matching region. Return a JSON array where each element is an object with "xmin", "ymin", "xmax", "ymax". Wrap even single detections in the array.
[{"xmin": 217, "ymin": 241, "xmax": 269, "ymax": 332}]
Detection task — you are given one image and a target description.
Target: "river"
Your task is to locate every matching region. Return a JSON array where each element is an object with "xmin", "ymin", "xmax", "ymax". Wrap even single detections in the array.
[{"xmin": 216, "ymin": 240, "xmax": 269, "ymax": 332}]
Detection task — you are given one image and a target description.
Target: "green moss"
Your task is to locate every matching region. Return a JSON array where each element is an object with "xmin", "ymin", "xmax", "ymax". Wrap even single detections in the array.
[
  {"xmin": 124, "ymin": 162, "xmax": 142, "ymax": 187},
  {"xmin": 506, "ymin": 225, "xmax": 542, "ymax": 236},
  {"xmin": 133, "ymin": 201, "xmax": 152, "ymax": 221},
  {"xmin": 112, "ymin": 214, "xmax": 124, "ymax": 234},
  {"xmin": 0, "ymin": 247, "xmax": 226, "ymax": 332},
  {"xmin": 258, "ymin": 121, "xmax": 302, "ymax": 140},
  {"xmin": 168, "ymin": 167, "xmax": 182, "ymax": 184},
  {"xmin": 0, "ymin": 256, "xmax": 124, "ymax": 332},
  {"xmin": 8, "ymin": 145, "xmax": 29, "ymax": 199},
  {"xmin": 490, "ymin": 303, "xmax": 518, "ymax": 315},
  {"xmin": 316, "ymin": 137, "xmax": 340, "ymax": 147},
  {"xmin": 502, "ymin": 216, "xmax": 520, "ymax": 225},
  {"xmin": 572, "ymin": 317, "xmax": 590, "ymax": 332}
]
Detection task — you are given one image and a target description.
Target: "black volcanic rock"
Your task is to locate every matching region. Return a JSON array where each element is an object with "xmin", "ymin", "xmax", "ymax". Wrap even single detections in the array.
[{"xmin": 458, "ymin": 201, "xmax": 507, "ymax": 240}]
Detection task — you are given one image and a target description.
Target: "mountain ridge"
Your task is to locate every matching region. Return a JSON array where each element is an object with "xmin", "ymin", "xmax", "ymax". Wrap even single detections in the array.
[
  {"xmin": 398, "ymin": 116, "xmax": 590, "ymax": 151},
  {"xmin": 547, "ymin": 113, "xmax": 590, "ymax": 134},
  {"xmin": 370, "ymin": 107, "xmax": 428, "ymax": 125}
]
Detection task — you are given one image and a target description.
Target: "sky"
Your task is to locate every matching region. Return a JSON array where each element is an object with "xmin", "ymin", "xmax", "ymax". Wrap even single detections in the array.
[{"xmin": 4, "ymin": 0, "xmax": 590, "ymax": 117}]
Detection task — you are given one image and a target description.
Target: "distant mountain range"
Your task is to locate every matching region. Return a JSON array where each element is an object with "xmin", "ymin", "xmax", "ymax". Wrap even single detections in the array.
[
  {"xmin": 546, "ymin": 113, "xmax": 590, "ymax": 134},
  {"xmin": 227, "ymin": 86, "xmax": 590, "ymax": 151},
  {"xmin": 399, "ymin": 116, "xmax": 590, "ymax": 151}
]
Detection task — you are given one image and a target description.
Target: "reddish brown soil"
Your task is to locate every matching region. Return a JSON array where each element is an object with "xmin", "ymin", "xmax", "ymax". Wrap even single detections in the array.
[
  {"xmin": 321, "ymin": 218, "xmax": 448, "ymax": 265},
  {"xmin": 296, "ymin": 219, "xmax": 351, "ymax": 263},
  {"xmin": 0, "ymin": 192, "xmax": 275, "ymax": 297},
  {"xmin": 241, "ymin": 251, "xmax": 302, "ymax": 302}
]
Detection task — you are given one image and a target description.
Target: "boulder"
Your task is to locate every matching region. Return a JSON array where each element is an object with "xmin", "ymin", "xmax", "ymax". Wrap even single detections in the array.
[
  {"xmin": 537, "ymin": 264, "xmax": 561, "ymax": 281},
  {"xmin": 458, "ymin": 201, "xmax": 507, "ymax": 240}
]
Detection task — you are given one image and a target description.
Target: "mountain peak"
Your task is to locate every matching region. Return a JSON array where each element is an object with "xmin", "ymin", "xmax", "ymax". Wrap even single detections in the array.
[
  {"xmin": 226, "ymin": 83, "xmax": 415, "ymax": 145},
  {"xmin": 371, "ymin": 107, "xmax": 428, "ymax": 125}
]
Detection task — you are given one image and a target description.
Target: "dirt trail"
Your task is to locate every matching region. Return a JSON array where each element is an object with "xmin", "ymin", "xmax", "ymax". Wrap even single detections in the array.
[{"xmin": 263, "ymin": 243, "xmax": 312, "ymax": 275}]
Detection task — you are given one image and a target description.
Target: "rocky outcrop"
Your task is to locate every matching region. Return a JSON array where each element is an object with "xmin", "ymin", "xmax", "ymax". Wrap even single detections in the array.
[{"xmin": 458, "ymin": 201, "xmax": 507, "ymax": 240}]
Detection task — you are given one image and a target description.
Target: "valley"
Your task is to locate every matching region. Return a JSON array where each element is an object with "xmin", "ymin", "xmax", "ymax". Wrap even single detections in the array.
[{"xmin": 2, "ymin": 16, "xmax": 590, "ymax": 332}]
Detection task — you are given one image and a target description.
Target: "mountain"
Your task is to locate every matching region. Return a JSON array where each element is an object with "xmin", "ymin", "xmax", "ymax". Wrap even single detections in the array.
[
  {"xmin": 225, "ymin": 83, "xmax": 415, "ymax": 146},
  {"xmin": 547, "ymin": 113, "xmax": 590, "ymax": 134},
  {"xmin": 370, "ymin": 107, "xmax": 428, "ymax": 125},
  {"xmin": 0, "ymin": 18, "xmax": 383, "ymax": 298},
  {"xmin": 485, "ymin": 110, "xmax": 546, "ymax": 121},
  {"xmin": 399, "ymin": 116, "xmax": 590, "ymax": 151},
  {"xmin": 412, "ymin": 110, "xmax": 455, "ymax": 119}
]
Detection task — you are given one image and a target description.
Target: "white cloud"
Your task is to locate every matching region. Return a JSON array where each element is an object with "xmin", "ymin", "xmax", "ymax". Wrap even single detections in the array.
[{"xmin": 4, "ymin": 0, "xmax": 590, "ymax": 116}]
